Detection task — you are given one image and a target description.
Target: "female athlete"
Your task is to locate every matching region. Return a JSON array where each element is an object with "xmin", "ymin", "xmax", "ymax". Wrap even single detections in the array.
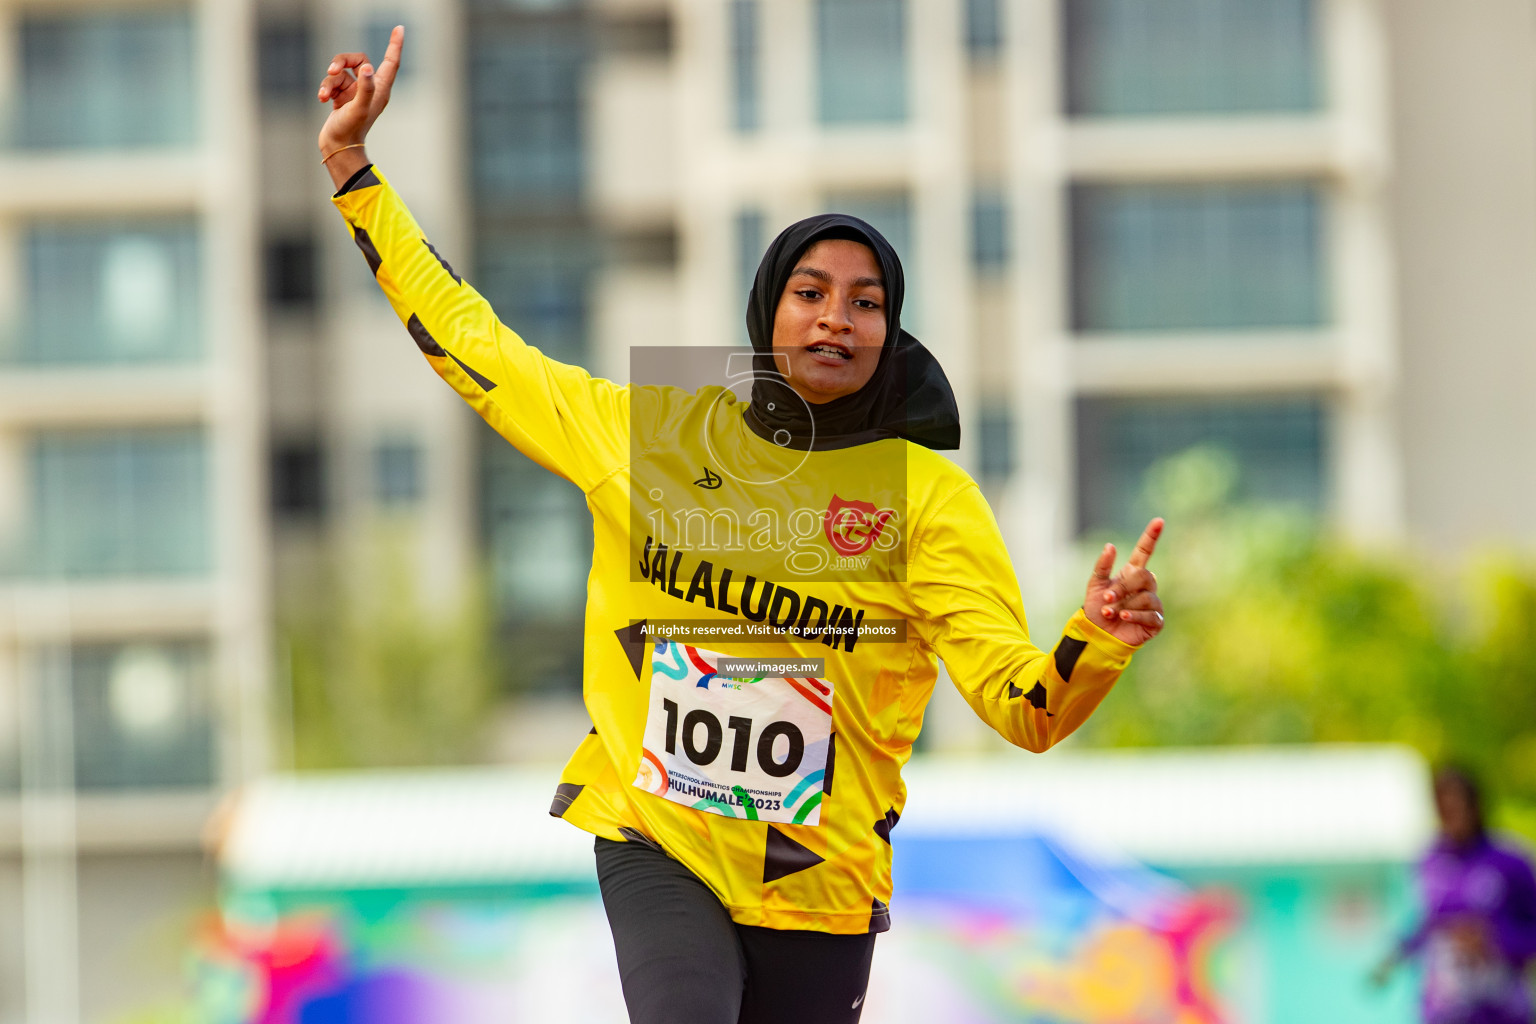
[{"xmin": 316, "ymin": 28, "xmax": 1164, "ymax": 1024}]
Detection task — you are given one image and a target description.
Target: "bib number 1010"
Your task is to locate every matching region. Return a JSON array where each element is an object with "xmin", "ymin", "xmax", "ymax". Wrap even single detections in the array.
[{"xmin": 661, "ymin": 699, "xmax": 804, "ymax": 778}]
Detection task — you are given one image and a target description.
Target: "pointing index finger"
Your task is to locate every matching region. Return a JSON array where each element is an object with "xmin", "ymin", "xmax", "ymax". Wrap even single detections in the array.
[
  {"xmin": 376, "ymin": 25, "xmax": 405, "ymax": 90},
  {"xmin": 1126, "ymin": 517, "xmax": 1164, "ymax": 570}
]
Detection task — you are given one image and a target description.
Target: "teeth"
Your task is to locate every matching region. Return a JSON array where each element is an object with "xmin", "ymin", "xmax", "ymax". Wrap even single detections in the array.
[{"xmin": 809, "ymin": 344, "xmax": 851, "ymax": 360}]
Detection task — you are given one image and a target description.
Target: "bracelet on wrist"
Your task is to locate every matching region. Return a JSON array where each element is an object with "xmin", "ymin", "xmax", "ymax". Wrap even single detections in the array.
[{"xmin": 321, "ymin": 142, "xmax": 367, "ymax": 165}]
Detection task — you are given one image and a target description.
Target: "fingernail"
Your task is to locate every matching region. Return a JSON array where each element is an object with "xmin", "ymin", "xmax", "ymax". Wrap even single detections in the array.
[
  {"xmin": 1105, "ymin": 591, "xmax": 1115, "ymax": 602},
  {"xmin": 362, "ymin": 65, "xmax": 373, "ymax": 77},
  {"xmin": 1121, "ymin": 611, "xmax": 1131, "ymax": 620},
  {"xmin": 328, "ymin": 62, "xmax": 339, "ymax": 72}
]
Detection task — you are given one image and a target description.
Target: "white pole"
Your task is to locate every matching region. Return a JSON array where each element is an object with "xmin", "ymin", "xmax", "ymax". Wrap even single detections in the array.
[{"xmin": 16, "ymin": 591, "xmax": 80, "ymax": 1024}]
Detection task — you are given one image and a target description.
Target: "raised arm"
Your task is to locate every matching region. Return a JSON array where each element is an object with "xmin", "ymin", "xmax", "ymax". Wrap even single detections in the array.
[
  {"xmin": 909, "ymin": 485, "xmax": 1157, "ymax": 752},
  {"xmin": 314, "ymin": 28, "xmax": 639, "ymax": 492}
]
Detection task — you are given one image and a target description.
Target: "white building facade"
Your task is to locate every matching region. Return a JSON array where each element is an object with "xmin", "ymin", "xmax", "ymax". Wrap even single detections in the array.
[{"xmin": 0, "ymin": 0, "xmax": 268, "ymax": 1019}]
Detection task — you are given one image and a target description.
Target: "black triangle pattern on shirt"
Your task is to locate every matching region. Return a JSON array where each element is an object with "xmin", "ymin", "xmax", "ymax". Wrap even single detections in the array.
[
  {"xmin": 873, "ymin": 807, "xmax": 900, "ymax": 844},
  {"xmin": 823, "ymin": 733, "xmax": 836, "ymax": 794},
  {"xmin": 1054, "ymin": 636, "xmax": 1088, "ymax": 682},
  {"xmin": 1006, "ymin": 678, "xmax": 1054, "ymax": 717},
  {"xmin": 1024, "ymin": 682, "xmax": 1053, "ymax": 717},
  {"xmin": 548, "ymin": 782, "xmax": 583, "ymax": 819},
  {"xmin": 349, "ymin": 167, "xmax": 381, "ymax": 193},
  {"xmin": 423, "ymin": 239, "xmax": 462, "ymax": 285},
  {"xmin": 448, "ymin": 351, "xmax": 497, "ymax": 392},
  {"xmin": 763, "ymin": 826, "xmax": 824, "ymax": 883},
  {"xmin": 402, "ymin": 314, "xmax": 495, "ymax": 391},
  {"xmin": 406, "ymin": 314, "xmax": 446, "ymax": 357},
  {"xmin": 615, "ymin": 622, "xmax": 647, "ymax": 680},
  {"xmin": 351, "ymin": 226, "xmax": 382, "ymax": 277},
  {"xmin": 870, "ymin": 898, "xmax": 891, "ymax": 934}
]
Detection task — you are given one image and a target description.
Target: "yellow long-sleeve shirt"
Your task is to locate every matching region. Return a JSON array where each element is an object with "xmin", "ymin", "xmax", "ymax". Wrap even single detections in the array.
[{"xmin": 333, "ymin": 166, "xmax": 1137, "ymax": 935}]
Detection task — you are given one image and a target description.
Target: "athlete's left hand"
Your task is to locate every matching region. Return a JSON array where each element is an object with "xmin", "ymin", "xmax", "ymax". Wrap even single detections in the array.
[{"xmin": 1083, "ymin": 517, "xmax": 1164, "ymax": 647}]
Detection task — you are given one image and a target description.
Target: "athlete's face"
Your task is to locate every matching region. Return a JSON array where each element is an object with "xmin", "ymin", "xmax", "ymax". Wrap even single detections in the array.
[
  {"xmin": 770, "ymin": 240, "xmax": 885, "ymax": 405},
  {"xmin": 1435, "ymin": 780, "xmax": 1479, "ymax": 846}
]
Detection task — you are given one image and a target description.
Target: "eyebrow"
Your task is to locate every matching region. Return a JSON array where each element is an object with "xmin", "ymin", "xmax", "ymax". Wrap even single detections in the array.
[{"xmin": 788, "ymin": 265, "xmax": 885, "ymax": 289}]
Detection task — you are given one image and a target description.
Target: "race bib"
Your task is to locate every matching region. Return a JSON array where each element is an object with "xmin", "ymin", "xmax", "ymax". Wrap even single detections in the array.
[{"xmin": 633, "ymin": 640, "xmax": 833, "ymax": 826}]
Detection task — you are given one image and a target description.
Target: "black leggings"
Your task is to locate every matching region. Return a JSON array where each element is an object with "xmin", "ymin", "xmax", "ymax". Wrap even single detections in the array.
[{"xmin": 595, "ymin": 837, "xmax": 876, "ymax": 1024}]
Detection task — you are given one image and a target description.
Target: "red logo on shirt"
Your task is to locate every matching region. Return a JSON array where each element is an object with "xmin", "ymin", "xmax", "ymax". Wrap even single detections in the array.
[{"xmin": 824, "ymin": 495, "xmax": 893, "ymax": 557}]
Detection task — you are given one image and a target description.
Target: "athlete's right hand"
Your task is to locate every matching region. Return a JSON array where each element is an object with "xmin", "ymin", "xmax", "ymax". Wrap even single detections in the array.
[
  {"xmin": 316, "ymin": 25, "xmax": 403, "ymax": 164},
  {"xmin": 1084, "ymin": 516, "xmax": 1164, "ymax": 647}
]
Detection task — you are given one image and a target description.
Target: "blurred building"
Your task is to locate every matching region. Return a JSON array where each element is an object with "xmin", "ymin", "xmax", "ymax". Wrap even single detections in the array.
[
  {"xmin": 263, "ymin": 0, "xmax": 1534, "ymax": 726},
  {"xmin": 0, "ymin": 0, "xmax": 267, "ymax": 1020},
  {"xmin": 3, "ymin": 0, "xmax": 1536, "ymax": 1020},
  {"xmin": 258, "ymin": 0, "xmax": 1536, "ymax": 691}
]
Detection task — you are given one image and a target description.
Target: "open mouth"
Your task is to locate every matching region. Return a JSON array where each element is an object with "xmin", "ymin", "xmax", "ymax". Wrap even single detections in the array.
[{"xmin": 806, "ymin": 342, "xmax": 853, "ymax": 361}]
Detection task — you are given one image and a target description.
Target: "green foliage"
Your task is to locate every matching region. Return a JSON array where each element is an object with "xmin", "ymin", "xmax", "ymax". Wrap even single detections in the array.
[
  {"xmin": 278, "ymin": 528, "xmax": 497, "ymax": 769},
  {"xmin": 1074, "ymin": 446, "xmax": 1536, "ymax": 839}
]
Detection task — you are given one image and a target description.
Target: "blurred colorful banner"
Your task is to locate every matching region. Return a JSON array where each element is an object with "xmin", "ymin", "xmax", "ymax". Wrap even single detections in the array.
[
  {"xmin": 194, "ymin": 831, "xmax": 1239, "ymax": 1024},
  {"xmin": 194, "ymin": 892, "xmax": 624, "ymax": 1023},
  {"xmin": 871, "ymin": 833, "xmax": 1236, "ymax": 1024}
]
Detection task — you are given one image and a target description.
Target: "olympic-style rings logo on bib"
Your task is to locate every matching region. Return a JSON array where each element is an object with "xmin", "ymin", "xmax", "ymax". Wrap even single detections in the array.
[{"xmin": 633, "ymin": 640, "xmax": 833, "ymax": 826}]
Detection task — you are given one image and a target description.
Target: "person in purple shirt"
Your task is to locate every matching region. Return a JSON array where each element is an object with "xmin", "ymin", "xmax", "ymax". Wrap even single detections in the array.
[{"xmin": 1375, "ymin": 767, "xmax": 1536, "ymax": 1024}]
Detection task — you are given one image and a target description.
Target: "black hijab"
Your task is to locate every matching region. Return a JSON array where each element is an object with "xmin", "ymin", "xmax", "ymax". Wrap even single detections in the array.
[{"xmin": 743, "ymin": 214, "xmax": 961, "ymax": 451}]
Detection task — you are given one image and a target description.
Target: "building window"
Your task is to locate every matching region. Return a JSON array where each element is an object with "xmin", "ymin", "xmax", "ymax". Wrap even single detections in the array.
[
  {"xmin": 374, "ymin": 439, "xmax": 423, "ymax": 506},
  {"xmin": 470, "ymin": 20, "xmax": 588, "ymax": 212},
  {"xmin": 9, "ymin": 219, "xmax": 201, "ymax": 366},
  {"xmin": 609, "ymin": 228, "xmax": 679, "ymax": 269},
  {"xmin": 365, "ymin": 16, "xmax": 410, "ymax": 84},
  {"xmin": 264, "ymin": 235, "xmax": 319, "ymax": 312},
  {"xmin": 966, "ymin": 0, "xmax": 1003, "ymax": 59},
  {"xmin": 1063, "ymin": 0, "xmax": 1321, "ymax": 117},
  {"xmin": 258, "ymin": 21, "xmax": 312, "ymax": 103},
  {"xmin": 978, "ymin": 401, "xmax": 1015, "ymax": 482},
  {"xmin": 9, "ymin": 428, "xmax": 210, "ymax": 579},
  {"xmin": 1070, "ymin": 181, "xmax": 1327, "ymax": 333},
  {"xmin": 816, "ymin": 0, "xmax": 907, "ymax": 125},
  {"xmin": 731, "ymin": 0, "xmax": 760, "ymax": 132},
  {"xmin": 736, "ymin": 209, "xmax": 766, "ymax": 335},
  {"xmin": 601, "ymin": 14, "xmax": 673, "ymax": 57},
  {"xmin": 0, "ymin": 667, "xmax": 18, "ymax": 792},
  {"xmin": 972, "ymin": 189, "xmax": 1010, "ymax": 273},
  {"xmin": 823, "ymin": 190, "xmax": 915, "ymax": 329},
  {"xmin": 481, "ymin": 427, "xmax": 590, "ymax": 693},
  {"xmin": 271, "ymin": 438, "xmax": 326, "ymax": 522},
  {"xmin": 13, "ymin": 9, "xmax": 196, "ymax": 149},
  {"xmin": 823, "ymin": 192, "xmax": 912, "ymax": 263},
  {"xmin": 1075, "ymin": 394, "xmax": 1326, "ymax": 534},
  {"xmin": 483, "ymin": 459, "xmax": 588, "ymax": 619},
  {"xmin": 68, "ymin": 642, "xmax": 216, "ymax": 790},
  {"xmin": 476, "ymin": 234, "xmax": 592, "ymax": 365}
]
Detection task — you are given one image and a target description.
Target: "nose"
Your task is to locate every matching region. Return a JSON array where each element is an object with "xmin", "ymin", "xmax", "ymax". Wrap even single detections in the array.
[{"xmin": 817, "ymin": 298, "xmax": 853, "ymax": 334}]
